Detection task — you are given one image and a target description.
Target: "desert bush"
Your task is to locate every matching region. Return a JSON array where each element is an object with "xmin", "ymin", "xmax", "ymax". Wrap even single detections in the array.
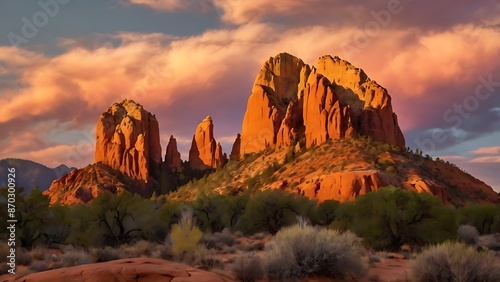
[
  {"xmin": 17, "ymin": 249, "xmax": 33, "ymax": 266},
  {"xmin": 458, "ymin": 224, "xmax": 480, "ymax": 245},
  {"xmin": 238, "ymin": 189, "xmax": 315, "ymax": 234},
  {"xmin": 91, "ymin": 246, "xmax": 126, "ymax": 262},
  {"xmin": 312, "ymin": 200, "xmax": 339, "ymax": 225},
  {"xmin": 61, "ymin": 249, "xmax": 92, "ymax": 267},
  {"xmin": 411, "ymin": 242, "xmax": 500, "ymax": 282},
  {"xmin": 187, "ymin": 245, "xmax": 222, "ymax": 270},
  {"xmin": 150, "ymin": 244, "xmax": 171, "ymax": 260},
  {"xmin": 343, "ymin": 186, "xmax": 457, "ymax": 250},
  {"xmin": 231, "ymin": 253, "xmax": 265, "ymax": 282},
  {"xmin": 265, "ymin": 224, "xmax": 367, "ymax": 280},
  {"xmin": 457, "ymin": 204, "xmax": 500, "ymax": 234},
  {"xmin": 29, "ymin": 261, "xmax": 50, "ymax": 272},
  {"xmin": 169, "ymin": 207, "xmax": 203, "ymax": 259},
  {"xmin": 202, "ymin": 229, "xmax": 235, "ymax": 249},
  {"xmin": 120, "ymin": 240, "xmax": 155, "ymax": 258},
  {"xmin": 29, "ymin": 246, "xmax": 46, "ymax": 261}
]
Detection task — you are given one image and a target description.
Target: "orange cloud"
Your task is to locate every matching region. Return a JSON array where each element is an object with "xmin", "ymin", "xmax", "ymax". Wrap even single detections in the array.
[
  {"xmin": 471, "ymin": 146, "xmax": 500, "ymax": 155},
  {"xmin": 1, "ymin": 20, "xmax": 500, "ymax": 168}
]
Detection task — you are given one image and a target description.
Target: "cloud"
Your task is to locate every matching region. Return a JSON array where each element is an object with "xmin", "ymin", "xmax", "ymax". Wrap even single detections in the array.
[
  {"xmin": 469, "ymin": 156, "xmax": 500, "ymax": 163},
  {"xmin": 1, "ymin": 13, "xmax": 500, "ymax": 170},
  {"xmin": 471, "ymin": 146, "xmax": 500, "ymax": 155},
  {"xmin": 124, "ymin": 0, "xmax": 213, "ymax": 12}
]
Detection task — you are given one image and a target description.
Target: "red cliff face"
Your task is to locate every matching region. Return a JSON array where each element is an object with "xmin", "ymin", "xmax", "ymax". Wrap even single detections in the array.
[
  {"xmin": 165, "ymin": 135, "xmax": 182, "ymax": 170},
  {"xmin": 189, "ymin": 116, "xmax": 227, "ymax": 170},
  {"xmin": 240, "ymin": 53, "xmax": 405, "ymax": 156},
  {"xmin": 94, "ymin": 99, "xmax": 161, "ymax": 182}
]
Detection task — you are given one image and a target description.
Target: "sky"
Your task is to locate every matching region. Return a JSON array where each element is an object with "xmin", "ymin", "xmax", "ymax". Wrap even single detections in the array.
[{"xmin": 0, "ymin": 0, "xmax": 499, "ymax": 192}]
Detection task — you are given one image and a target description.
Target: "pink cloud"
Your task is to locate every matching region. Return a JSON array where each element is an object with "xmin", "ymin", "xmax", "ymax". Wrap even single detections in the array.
[
  {"xmin": 124, "ymin": 0, "xmax": 213, "ymax": 11},
  {"xmin": 469, "ymin": 156, "xmax": 500, "ymax": 163},
  {"xmin": 471, "ymin": 146, "xmax": 500, "ymax": 155},
  {"xmin": 1, "ymin": 20, "xmax": 500, "ymax": 169}
]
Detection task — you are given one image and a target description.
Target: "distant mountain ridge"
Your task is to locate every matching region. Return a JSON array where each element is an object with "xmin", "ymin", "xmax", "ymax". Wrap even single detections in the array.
[{"xmin": 0, "ymin": 158, "xmax": 76, "ymax": 192}]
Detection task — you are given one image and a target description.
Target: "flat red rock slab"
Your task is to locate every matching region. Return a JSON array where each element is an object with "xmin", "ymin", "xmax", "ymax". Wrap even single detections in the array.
[{"xmin": 3, "ymin": 258, "xmax": 231, "ymax": 282}]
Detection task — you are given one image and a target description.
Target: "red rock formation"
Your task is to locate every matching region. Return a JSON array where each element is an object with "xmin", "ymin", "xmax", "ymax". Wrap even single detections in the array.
[
  {"xmin": 164, "ymin": 135, "xmax": 182, "ymax": 170},
  {"xmin": 301, "ymin": 171, "xmax": 395, "ymax": 202},
  {"xmin": 316, "ymin": 55, "xmax": 405, "ymax": 148},
  {"xmin": 240, "ymin": 53, "xmax": 405, "ymax": 156},
  {"xmin": 241, "ymin": 53, "xmax": 310, "ymax": 155},
  {"xmin": 13, "ymin": 258, "xmax": 232, "ymax": 282},
  {"xmin": 94, "ymin": 99, "xmax": 161, "ymax": 182},
  {"xmin": 230, "ymin": 134, "xmax": 241, "ymax": 160},
  {"xmin": 189, "ymin": 116, "xmax": 226, "ymax": 170},
  {"xmin": 44, "ymin": 163, "xmax": 144, "ymax": 205}
]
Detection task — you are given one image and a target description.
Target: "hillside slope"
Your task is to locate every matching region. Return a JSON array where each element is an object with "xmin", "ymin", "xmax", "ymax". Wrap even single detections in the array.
[{"xmin": 169, "ymin": 137, "xmax": 500, "ymax": 206}]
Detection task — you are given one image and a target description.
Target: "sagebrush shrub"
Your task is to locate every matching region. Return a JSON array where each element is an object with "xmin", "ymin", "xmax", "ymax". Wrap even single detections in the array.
[
  {"xmin": 458, "ymin": 224, "xmax": 479, "ymax": 245},
  {"xmin": 29, "ymin": 261, "xmax": 50, "ymax": 272},
  {"xmin": 411, "ymin": 242, "xmax": 500, "ymax": 282},
  {"xmin": 231, "ymin": 253, "xmax": 265, "ymax": 282},
  {"xmin": 264, "ymin": 224, "xmax": 367, "ymax": 280},
  {"xmin": 120, "ymin": 240, "xmax": 155, "ymax": 258},
  {"xmin": 61, "ymin": 249, "xmax": 92, "ymax": 267},
  {"xmin": 201, "ymin": 229, "xmax": 235, "ymax": 249}
]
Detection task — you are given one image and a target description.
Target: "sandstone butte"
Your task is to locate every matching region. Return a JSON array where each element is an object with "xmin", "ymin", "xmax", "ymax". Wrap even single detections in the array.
[
  {"xmin": 44, "ymin": 55, "xmax": 500, "ymax": 206},
  {"xmin": 94, "ymin": 99, "xmax": 162, "ymax": 183},
  {"xmin": 238, "ymin": 52, "xmax": 405, "ymax": 157},
  {"xmin": 189, "ymin": 116, "xmax": 227, "ymax": 170}
]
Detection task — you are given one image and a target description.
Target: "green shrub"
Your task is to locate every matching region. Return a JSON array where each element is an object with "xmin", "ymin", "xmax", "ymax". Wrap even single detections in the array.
[
  {"xmin": 264, "ymin": 224, "xmax": 367, "ymax": 280},
  {"xmin": 457, "ymin": 204, "xmax": 500, "ymax": 234},
  {"xmin": 411, "ymin": 242, "xmax": 500, "ymax": 282},
  {"xmin": 61, "ymin": 249, "xmax": 92, "ymax": 267},
  {"xmin": 344, "ymin": 186, "xmax": 457, "ymax": 250},
  {"xmin": 169, "ymin": 208, "xmax": 203, "ymax": 258},
  {"xmin": 231, "ymin": 253, "xmax": 265, "ymax": 282},
  {"xmin": 458, "ymin": 225, "xmax": 479, "ymax": 245},
  {"xmin": 238, "ymin": 189, "xmax": 315, "ymax": 234}
]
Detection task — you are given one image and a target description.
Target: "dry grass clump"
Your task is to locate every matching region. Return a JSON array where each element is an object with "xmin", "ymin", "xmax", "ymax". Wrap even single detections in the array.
[
  {"xmin": 458, "ymin": 225, "xmax": 480, "ymax": 245},
  {"xmin": 231, "ymin": 253, "xmax": 265, "ymax": 282},
  {"xmin": 411, "ymin": 242, "xmax": 500, "ymax": 282},
  {"xmin": 29, "ymin": 261, "xmax": 50, "ymax": 272},
  {"xmin": 265, "ymin": 224, "xmax": 367, "ymax": 280},
  {"xmin": 60, "ymin": 249, "xmax": 92, "ymax": 267}
]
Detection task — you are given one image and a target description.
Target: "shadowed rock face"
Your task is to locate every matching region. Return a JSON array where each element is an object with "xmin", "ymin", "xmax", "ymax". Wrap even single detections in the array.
[
  {"xmin": 43, "ymin": 163, "xmax": 144, "ymax": 205},
  {"xmin": 189, "ymin": 116, "xmax": 227, "ymax": 170},
  {"xmin": 94, "ymin": 99, "xmax": 161, "ymax": 182},
  {"xmin": 240, "ymin": 53, "xmax": 405, "ymax": 156}
]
